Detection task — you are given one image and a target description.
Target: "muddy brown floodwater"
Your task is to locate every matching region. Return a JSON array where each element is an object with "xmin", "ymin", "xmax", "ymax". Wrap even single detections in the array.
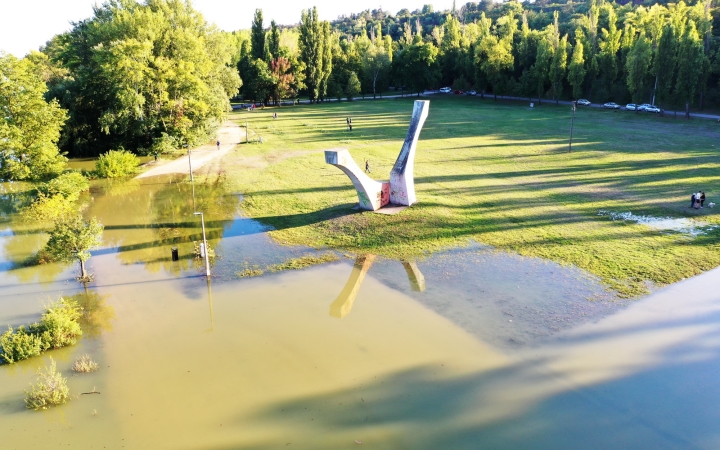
[{"xmin": 1, "ymin": 176, "xmax": 719, "ymax": 449}]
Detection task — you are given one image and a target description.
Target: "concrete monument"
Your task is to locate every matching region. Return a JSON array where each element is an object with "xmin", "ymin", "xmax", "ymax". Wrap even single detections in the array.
[{"xmin": 324, "ymin": 100, "xmax": 429, "ymax": 211}]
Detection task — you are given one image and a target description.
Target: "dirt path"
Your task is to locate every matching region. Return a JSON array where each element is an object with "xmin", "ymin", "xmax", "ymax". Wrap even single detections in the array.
[{"xmin": 136, "ymin": 121, "xmax": 244, "ymax": 179}]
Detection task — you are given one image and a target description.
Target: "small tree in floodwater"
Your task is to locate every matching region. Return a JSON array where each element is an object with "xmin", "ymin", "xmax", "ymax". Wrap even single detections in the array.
[{"xmin": 44, "ymin": 215, "xmax": 103, "ymax": 281}]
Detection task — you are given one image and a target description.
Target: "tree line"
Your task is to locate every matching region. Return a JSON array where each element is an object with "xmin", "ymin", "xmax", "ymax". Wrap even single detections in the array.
[
  {"xmin": 239, "ymin": 0, "xmax": 719, "ymax": 118},
  {"xmin": 2, "ymin": 0, "xmax": 718, "ymax": 166}
]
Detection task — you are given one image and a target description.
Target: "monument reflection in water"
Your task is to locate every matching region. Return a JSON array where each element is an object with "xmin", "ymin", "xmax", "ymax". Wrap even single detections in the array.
[{"xmin": 330, "ymin": 255, "xmax": 426, "ymax": 318}]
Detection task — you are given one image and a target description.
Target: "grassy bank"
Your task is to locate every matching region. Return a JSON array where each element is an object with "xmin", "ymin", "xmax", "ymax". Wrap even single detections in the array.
[{"xmin": 219, "ymin": 96, "xmax": 720, "ymax": 297}]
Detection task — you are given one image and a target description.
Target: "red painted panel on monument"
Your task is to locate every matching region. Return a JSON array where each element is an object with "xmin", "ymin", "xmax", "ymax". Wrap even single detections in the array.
[{"xmin": 380, "ymin": 182, "xmax": 390, "ymax": 207}]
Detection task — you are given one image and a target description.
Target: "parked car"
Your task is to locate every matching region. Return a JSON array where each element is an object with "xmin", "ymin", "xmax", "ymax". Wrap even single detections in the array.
[
  {"xmin": 454, "ymin": 90, "xmax": 463, "ymax": 94},
  {"xmin": 603, "ymin": 102, "xmax": 620, "ymax": 109},
  {"xmin": 625, "ymin": 103, "xmax": 638, "ymax": 110},
  {"xmin": 638, "ymin": 103, "xmax": 653, "ymax": 111},
  {"xmin": 644, "ymin": 106, "xmax": 661, "ymax": 113},
  {"xmin": 576, "ymin": 99, "xmax": 591, "ymax": 106},
  {"xmin": 439, "ymin": 87, "xmax": 452, "ymax": 93},
  {"xmin": 466, "ymin": 90, "xmax": 477, "ymax": 96}
]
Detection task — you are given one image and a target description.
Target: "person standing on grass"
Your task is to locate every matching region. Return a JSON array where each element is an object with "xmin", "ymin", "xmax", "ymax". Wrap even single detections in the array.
[
  {"xmin": 701, "ymin": 192, "xmax": 706, "ymax": 208},
  {"xmin": 691, "ymin": 193, "xmax": 696, "ymax": 208},
  {"xmin": 365, "ymin": 160, "xmax": 370, "ymax": 173}
]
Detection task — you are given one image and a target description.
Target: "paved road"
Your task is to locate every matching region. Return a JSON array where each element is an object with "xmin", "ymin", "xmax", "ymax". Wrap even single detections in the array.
[
  {"xmin": 136, "ymin": 121, "xmax": 244, "ymax": 179},
  {"xmin": 234, "ymin": 91, "xmax": 720, "ymax": 121}
]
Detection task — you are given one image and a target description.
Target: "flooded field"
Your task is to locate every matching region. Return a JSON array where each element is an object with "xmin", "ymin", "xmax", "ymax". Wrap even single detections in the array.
[{"xmin": 1, "ymin": 176, "xmax": 719, "ymax": 449}]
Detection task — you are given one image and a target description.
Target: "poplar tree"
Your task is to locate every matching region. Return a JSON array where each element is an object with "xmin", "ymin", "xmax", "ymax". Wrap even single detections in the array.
[
  {"xmin": 251, "ymin": 9, "xmax": 266, "ymax": 60},
  {"xmin": 268, "ymin": 20, "xmax": 281, "ymax": 60},
  {"xmin": 299, "ymin": 7, "xmax": 332, "ymax": 102},
  {"xmin": 549, "ymin": 35, "xmax": 569, "ymax": 104},
  {"xmin": 675, "ymin": 22, "xmax": 703, "ymax": 118},
  {"xmin": 654, "ymin": 25, "xmax": 677, "ymax": 111},
  {"xmin": 568, "ymin": 35, "xmax": 586, "ymax": 100},
  {"xmin": 626, "ymin": 32, "xmax": 652, "ymax": 111}
]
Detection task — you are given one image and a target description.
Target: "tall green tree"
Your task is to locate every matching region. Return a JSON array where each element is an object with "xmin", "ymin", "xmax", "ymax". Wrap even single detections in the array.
[
  {"xmin": 626, "ymin": 31, "xmax": 652, "ymax": 111},
  {"xmin": 654, "ymin": 25, "xmax": 677, "ymax": 111},
  {"xmin": 675, "ymin": 21, "xmax": 704, "ymax": 118},
  {"xmin": 0, "ymin": 53, "xmax": 68, "ymax": 181},
  {"xmin": 47, "ymin": 0, "xmax": 241, "ymax": 156},
  {"xmin": 268, "ymin": 20, "xmax": 281, "ymax": 60},
  {"xmin": 549, "ymin": 34, "xmax": 568, "ymax": 104},
  {"xmin": 251, "ymin": 9, "xmax": 266, "ymax": 60},
  {"xmin": 568, "ymin": 34, "xmax": 586, "ymax": 100},
  {"xmin": 299, "ymin": 7, "xmax": 332, "ymax": 102},
  {"xmin": 362, "ymin": 42, "xmax": 391, "ymax": 98}
]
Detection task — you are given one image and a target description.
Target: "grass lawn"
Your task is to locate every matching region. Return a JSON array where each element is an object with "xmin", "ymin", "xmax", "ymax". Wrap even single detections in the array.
[{"xmin": 218, "ymin": 96, "xmax": 720, "ymax": 297}]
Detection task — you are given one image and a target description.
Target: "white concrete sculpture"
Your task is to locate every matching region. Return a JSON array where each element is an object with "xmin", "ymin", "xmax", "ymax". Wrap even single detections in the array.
[
  {"xmin": 324, "ymin": 150, "xmax": 389, "ymax": 211},
  {"xmin": 390, "ymin": 100, "xmax": 429, "ymax": 206},
  {"xmin": 324, "ymin": 100, "xmax": 429, "ymax": 211}
]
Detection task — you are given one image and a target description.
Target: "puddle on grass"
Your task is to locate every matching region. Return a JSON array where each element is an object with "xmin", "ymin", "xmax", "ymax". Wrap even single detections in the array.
[
  {"xmin": 598, "ymin": 210, "xmax": 718, "ymax": 237},
  {"xmin": 0, "ymin": 177, "xmax": 718, "ymax": 449}
]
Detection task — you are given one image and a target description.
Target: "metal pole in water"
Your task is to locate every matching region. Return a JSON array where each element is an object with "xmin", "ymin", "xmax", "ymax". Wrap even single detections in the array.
[
  {"xmin": 188, "ymin": 149, "xmax": 194, "ymax": 182},
  {"xmin": 569, "ymin": 101, "xmax": 576, "ymax": 153},
  {"xmin": 194, "ymin": 211, "xmax": 210, "ymax": 277}
]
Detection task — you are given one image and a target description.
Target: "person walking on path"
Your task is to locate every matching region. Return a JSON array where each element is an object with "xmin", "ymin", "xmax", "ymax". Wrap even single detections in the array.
[
  {"xmin": 154, "ymin": 151, "xmax": 158, "ymax": 162},
  {"xmin": 365, "ymin": 160, "xmax": 370, "ymax": 173},
  {"xmin": 216, "ymin": 140, "xmax": 220, "ymax": 150}
]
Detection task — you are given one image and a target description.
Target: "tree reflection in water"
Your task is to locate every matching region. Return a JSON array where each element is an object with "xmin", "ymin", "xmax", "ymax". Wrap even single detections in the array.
[
  {"xmin": 65, "ymin": 288, "xmax": 116, "ymax": 339},
  {"xmin": 90, "ymin": 175, "xmax": 240, "ymax": 275}
]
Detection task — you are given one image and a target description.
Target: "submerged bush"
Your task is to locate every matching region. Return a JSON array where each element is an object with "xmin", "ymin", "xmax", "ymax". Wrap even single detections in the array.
[
  {"xmin": 95, "ymin": 149, "xmax": 139, "ymax": 178},
  {"xmin": 72, "ymin": 354, "xmax": 99, "ymax": 373},
  {"xmin": 39, "ymin": 172, "xmax": 89, "ymax": 198},
  {"xmin": 22, "ymin": 172, "xmax": 90, "ymax": 222},
  {"xmin": 0, "ymin": 326, "xmax": 45, "ymax": 363},
  {"xmin": 25, "ymin": 358, "xmax": 70, "ymax": 410},
  {"xmin": 0, "ymin": 298, "xmax": 82, "ymax": 364}
]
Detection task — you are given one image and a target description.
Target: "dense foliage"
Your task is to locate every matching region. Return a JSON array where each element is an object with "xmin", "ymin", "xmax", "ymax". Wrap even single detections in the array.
[
  {"xmin": 0, "ymin": 298, "xmax": 82, "ymax": 364},
  {"xmin": 239, "ymin": 0, "xmax": 720, "ymax": 114},
  {"xmin": 21, "ymin": 172, "xmax": 90, "ymax": 222},
  {"xmin": 43, "ymin": 0, "xmax": 242, "ymax": 157},
  {"xmin": 0, "ymin": 53, "xmax": 68, "ymax": 181},
  {"xmin": 95, "ymin": 149, "xmax": 140, "ymax": 178}
]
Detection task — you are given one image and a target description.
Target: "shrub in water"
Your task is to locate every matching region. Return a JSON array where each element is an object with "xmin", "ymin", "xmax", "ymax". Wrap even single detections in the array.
[
  {"xmin": 0, "ymin": 326, "xmax": 45, "ymax": 363},
  {"xmin": 25, "ymin": 358, "xmax": 70, "ymax": 410},
  {"xmin": 72, "ymin": 354, "xmax": 99, "ymax": 373},
  {"xmin": 95, "ymin": 149, "xmax": 140, "ymax": 178},
  {"xmin": 39, "ymin": 172, "xmax": 90, "ymax": 199},
  {"xmin": 0, "ymin": 298, "xmax": 82, "ymax": 364}
]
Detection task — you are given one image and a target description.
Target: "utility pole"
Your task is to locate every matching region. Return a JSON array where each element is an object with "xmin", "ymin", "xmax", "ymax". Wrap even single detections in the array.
[
  {"xmin": 245, "ymin": 119, "xmax": 249, "ymax": 143},
  {"xmin": 569, "ymin": 101, "xmax": 577, "ymax": 153}
]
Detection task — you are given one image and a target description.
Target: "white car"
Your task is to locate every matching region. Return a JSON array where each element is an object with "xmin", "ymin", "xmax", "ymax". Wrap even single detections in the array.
[
  {"xmin": 576, "ymin": 99, "xmax": 591, "ymax": 106},
  {"xmin": 626, "ymin": 103, "xmax": 638, "ymax": 110},
  {"xmin": 465, "ymin": 90, "xmax": 477, "ymax": 96},
  {"xmin": 644, "ymin": 106, "xmax": 661, "ymax": 113},
  {"xmin": 603, "ymin": 102, "xmax": 620, "ymax": 109},
  {"xmin": 638, "ymin": 103, "xmax": 653, "ymax": 111},
  {"xmin": 439, "ymin": 87, "xmax": 452, "ymax": 93}
]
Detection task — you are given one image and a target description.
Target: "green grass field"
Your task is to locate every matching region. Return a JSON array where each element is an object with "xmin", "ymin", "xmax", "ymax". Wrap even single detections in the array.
[{"xmin": 219, "ymin": 96, "xmax": 720, "ymax": 297}]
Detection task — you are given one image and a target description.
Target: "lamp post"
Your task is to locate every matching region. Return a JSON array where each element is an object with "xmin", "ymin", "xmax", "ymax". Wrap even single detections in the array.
[
  {"xmin": 194, "ymin": 212, "xmax": 210, "ymax": 277},
  {"xmin": 569, "ymin": 101, "xmax": 577, "ymax": 152},
  {"xmin": 188, "ymin": 149, "xmax": 194, "ymax": 182}
]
